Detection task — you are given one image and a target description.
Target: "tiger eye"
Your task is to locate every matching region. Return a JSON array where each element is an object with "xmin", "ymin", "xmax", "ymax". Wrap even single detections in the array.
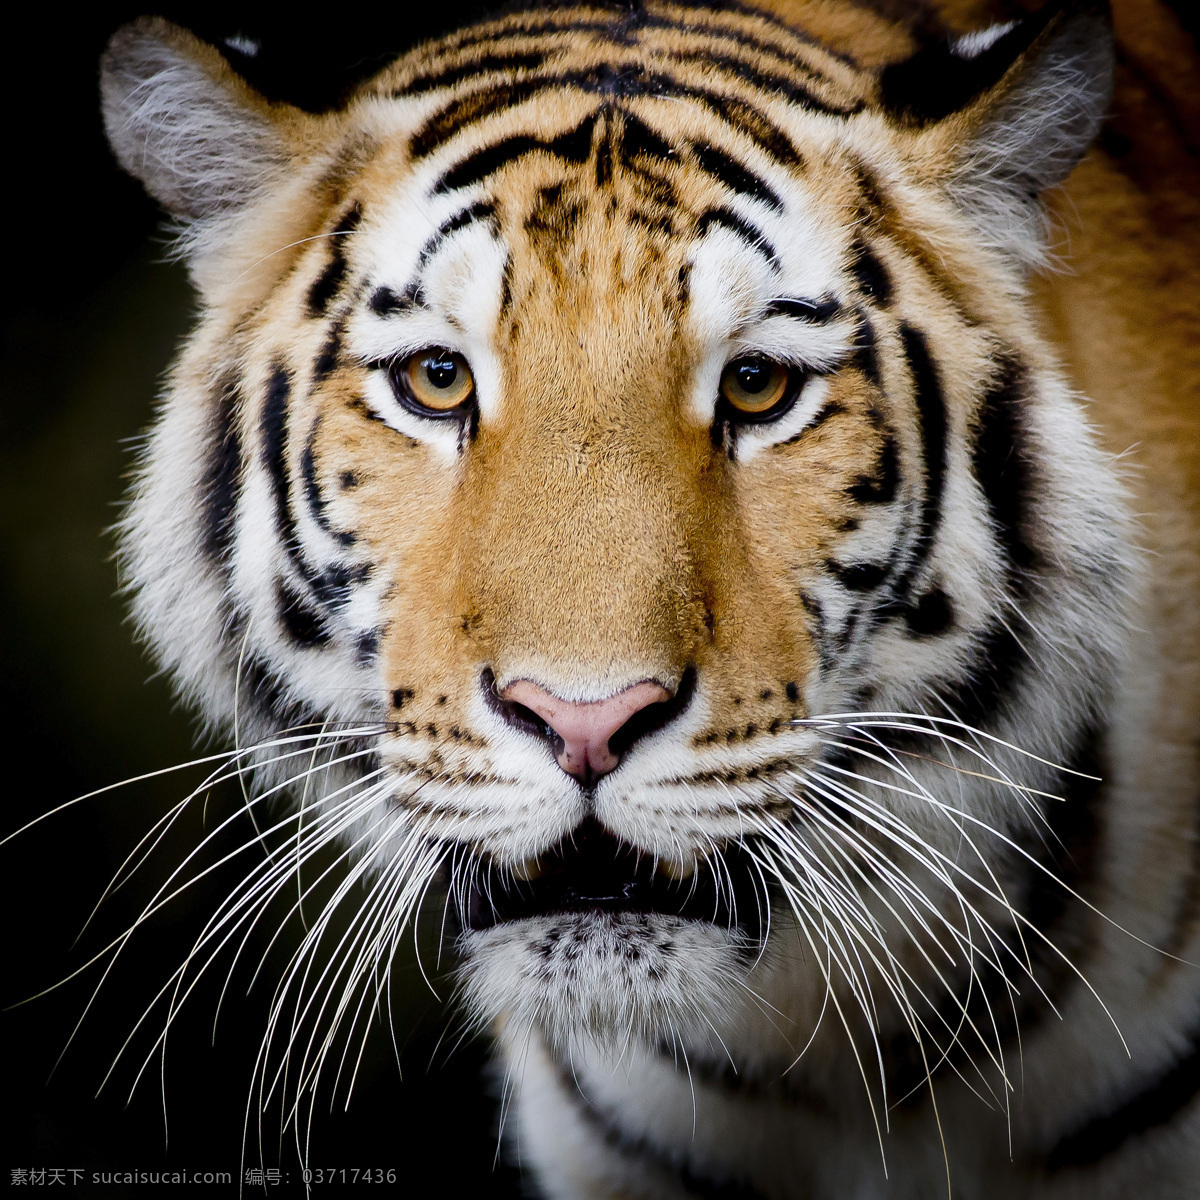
[
  {"xmin": 400, "ymin": 348, "xmax": 475, "ymax": 412},
  {"xmin": 720, "ymin": 357, "xmax": 791, "ymax": 415}
]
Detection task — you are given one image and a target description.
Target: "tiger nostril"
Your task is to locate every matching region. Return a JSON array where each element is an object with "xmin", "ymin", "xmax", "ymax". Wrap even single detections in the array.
[
  {"xmin": 481, "ymin": 667, "xmax": 561, "ymax": 750},
  {"xmin": 482, "ymin": 668, "xmax": 695, "ymax": 783}
]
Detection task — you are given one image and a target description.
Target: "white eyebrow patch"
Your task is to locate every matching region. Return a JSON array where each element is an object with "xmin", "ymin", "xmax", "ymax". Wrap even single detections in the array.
[
  {"xmin": 345, "ymin": 196, "xmax": 510, "ymax": 442},
  {"xmin": 682, "ymin": 177, "xmax": 859, "ymax": 439}
]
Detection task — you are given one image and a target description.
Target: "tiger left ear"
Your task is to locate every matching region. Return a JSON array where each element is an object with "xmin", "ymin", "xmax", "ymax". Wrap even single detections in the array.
[{"xmin": 882, "ymin": 0, "xmax": 1113, "ymax": 267}]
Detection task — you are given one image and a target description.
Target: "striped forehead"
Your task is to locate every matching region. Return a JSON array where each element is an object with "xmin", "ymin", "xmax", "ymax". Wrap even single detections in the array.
[
  {"xmin": 369, "ymin": 0, "xmax": 871, "ymax": 137},
  {"xmin": 358, "ymin": 95, "xmax": 847, "ymax": 343},
  {"xmin": 344, "ymin": 3, "xmax": 877, "ymax": 359}
]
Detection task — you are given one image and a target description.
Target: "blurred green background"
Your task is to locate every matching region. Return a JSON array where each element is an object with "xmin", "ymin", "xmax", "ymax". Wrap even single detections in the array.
[{"xmin": 1, "ymin": 6, "xmax": 520, "ymax": 1195}]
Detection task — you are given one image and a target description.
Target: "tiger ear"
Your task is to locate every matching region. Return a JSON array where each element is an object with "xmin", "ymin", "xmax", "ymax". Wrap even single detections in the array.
[
  {"xmin": 881, "ymin": 0, "xmax": 1113, "ymax": 267},
  {"xmin": 100, "ymin": 17, "xmax": 297, "ymax": 222}
]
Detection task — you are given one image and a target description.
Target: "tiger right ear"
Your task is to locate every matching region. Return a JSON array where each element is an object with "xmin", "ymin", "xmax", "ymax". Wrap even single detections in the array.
[
  {"xmin": 100, "ymin": 17, "xmax": 296, "ymax": 222},
  {"xmin": 882, "ymin": 0, "xmax": 1114, "ymax": 267}
]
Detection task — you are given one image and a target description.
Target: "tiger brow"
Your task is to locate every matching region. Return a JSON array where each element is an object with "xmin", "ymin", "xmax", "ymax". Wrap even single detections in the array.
[
  {"xmin": 416, "ymin": 201, "xmax": 498, "ymax": 268},
  {"xmin": 764, "ymin": 297, "xmax": 842, "ymax": 323},
  {"xmin": 696, "ymin": 206, "xmax": 779, "ymax": 270},
  {"xmin": 369, "ymin": 202, "xmax": 498, "ymax": 319}
]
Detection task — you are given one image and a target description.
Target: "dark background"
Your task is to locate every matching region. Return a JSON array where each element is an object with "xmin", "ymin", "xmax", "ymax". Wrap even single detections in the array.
[{"xmin": 0, "ymin": 5, "xmax": 520, "ymax": 1196}]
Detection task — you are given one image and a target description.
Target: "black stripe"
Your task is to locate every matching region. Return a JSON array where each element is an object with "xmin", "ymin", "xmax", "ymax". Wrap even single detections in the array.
[
  {"xmin": 369, "ymin": 286, "xmax": 403, "ymax": 316},
  {"xmin": 909, "ymin": 359, "xmax": 1033, "ymax": 712},
  {"xmin": 262, "ymin": 363, "xmax": 297, "ymax": 555},
  {"xmin": 309, "ymin": 562, "xmax": 371, "ymax": 610},
  {"xmin": 306, "ymin": 204, "xmax": 361, "ymax": 319},
  {"xmin": 973, "ymin": 358, "xmax": 1036, "ymax": 581},
  {"xmin": 828, "ymin": 559, "xmax": 888, "ymax": 591},
  {"xmin": 764, "ymin": 296, "xmax": 840, "ymax": 322},
  {"xmin": 628, "ymin": 208, "xmax": 673, "ymax": 237},
  {"xmin": 301, "ymin": 420, "xmax": 354, "ymax": 548},
  {"xmin": 355, "ymin": 630, "xmax": 379, "ymax": 665},
  {"xmin": 619, "ymin": 110, "xmax": 678, "ymax": 165},
  {"xmin": 884, "ymin": 356, "xmax": 1033, "ymax": 711},
  {"xmin": 849, "ymin": 316, "xmax": 881, "ymax": 387},
  {"xmin": 676, "ymin": 262, "xmax": 692, "ymax": 307},
  {"xmin": 847, "ymin": 157, "xmax": 890, "ymax": 224},
  {"xmin": 807, "ymin": 399, "xmax": 846, "ymax": 430},
  {"xmin": 849, "ymin": 239, "xmax": 892, "ymax": 307},
  {"xmin": 412, "ymin": 68, "xmax": 800, "ymax": 165},
  {"xmin": 949, "ymin": 620, "xmax": 1025, "ymax": 728},
  {"xmin": 696, "ymin": 207, "xmax": 778, "ymax": 267},
  {"xmin": 435, "ymin": 134, "xmax": 545, "ymax": 193},
  {"xmin": 636, "ymin": 7, "xmax": 858, "ymax": 77},
  {"xmin": 777, "ymin": 398, "xmax": 846, "ymax": 448},
  {"xmin": 1046, "ymin": 1029, "xmax": 1200, "ymax": 1170},
  {"xmin": 894, "ymin": 324, "xmax": 947, "ymax": 587},
  {"xmin": 435, "ymin": 199, "xmax": 497, "ymax": 240},
  {"xmin": 665, "ymin": 45, "xmax": 856, "ymax": 116},
  {"xmin": 907, "ymin": 325, "xmax": 948, "ymax": 546},
  {"xmin": 262, "ymin": 363, "xmax": 355, "ymax": 632},
  {"xmin": 526, "ymin": 183, "xmax": 585, "ymax": 241},
  {"xmin": 870, "ymin": 327, "xmax": 947, "ymax": 628},
  {"xmin": 837, "ymin": 604, "xmax": 862, "ymax": 648},
  {"xmin": 692, "ymin": 140, "xmax": 782, "ymax": 210},
  {"xmin": 594, "ymin": 116, "xmax": 614, "ymax": 186},
  {"xmin": 397, "ymin": 17, "xmax": 620, "ymax": 67},
  {"xmin": 799, "ymin": 589, "xmax": 833, "ymax": 670},
  {"xmin": 499, "ymin": 253, "xmax": 514, "ymax": 318},
  {"xmin": 399, "ymin": 50, "xmax": 549, "ymax": 95},
  {"xmin": 559, "ymin": 1063, "xmax": 772, "ymax": 1200},
  {"xmin": 903, "ymin": 586, "xmax": 954, "ymax": 636},
  {"xmin": 436, "ymin": 8, "xmax": 842, "ymax": 84},
  {"xmin": 277, "ymin": 578, "xmax": 330, "ymax": 647},
  {"xmin": 239, "ymin": 650, "xmax": 313, "ymax": 727},
  {"xmin": 201, "ymin": 373, "xmax": 242, "ymax": 564},
  {"xmin": 667, "ymin": 1051, "xmax": 833, "ymax": 1112},
  {"xmin": 847, "ymin": 433, "xmax": 898, "ymax": 504},
  {"xmin": 1164, "ymin": 789, "xmax": 1200, "ymax": 959},
  {"xmin": 402, "ymin": 4, "xmax": 859, "ymax": 99},
  {"xmin": 376, "ymin": 282, "xmax": 427, "ymax": 316},
  {"xmin": 416, "ymin": 200, "xmax": 497, "ymax": 265},
  {"xmin": 433, "ymin": 115, "xmax": 596, "ymax": 193},
  {"xmin": 313, "ymin": 318, "xmax": 344, "ymax": 382}
]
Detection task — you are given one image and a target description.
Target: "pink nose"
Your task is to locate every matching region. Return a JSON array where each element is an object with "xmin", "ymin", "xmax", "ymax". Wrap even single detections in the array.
[{"xmin": 501, "ymin": 679, "xmax": 671, "ymax": 781}]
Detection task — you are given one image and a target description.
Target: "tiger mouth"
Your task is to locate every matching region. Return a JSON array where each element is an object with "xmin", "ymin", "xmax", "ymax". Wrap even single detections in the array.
[{"xmin": 460, "ymin": 819, "xmax": 767, "ymax": 940}]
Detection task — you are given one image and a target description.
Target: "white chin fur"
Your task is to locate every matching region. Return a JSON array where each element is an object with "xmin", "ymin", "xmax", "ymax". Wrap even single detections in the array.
[{"xmin": 457, "ymin": 911, "xmax": 754, "ymax": 1051}]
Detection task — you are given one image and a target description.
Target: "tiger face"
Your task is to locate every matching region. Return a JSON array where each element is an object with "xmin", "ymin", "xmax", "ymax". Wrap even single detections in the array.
[{"xmin": 103, "ymin": 0, "xmax": 1128, "ymax": 1076}]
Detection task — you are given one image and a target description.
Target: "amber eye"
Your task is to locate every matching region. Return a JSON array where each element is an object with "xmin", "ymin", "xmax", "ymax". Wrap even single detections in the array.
[
  {"xmin": 719, "ymin": 356, "xmax": 793, "ymax": 419},
  {"xmin": 390, "ymin": 348, "xmax": 475, "ymax": 416}
]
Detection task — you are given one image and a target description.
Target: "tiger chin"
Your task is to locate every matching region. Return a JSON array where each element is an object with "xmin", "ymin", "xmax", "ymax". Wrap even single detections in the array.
[{"xmin": 97, "ymin": 0, "xmax": 1200, "ymax": 1197}]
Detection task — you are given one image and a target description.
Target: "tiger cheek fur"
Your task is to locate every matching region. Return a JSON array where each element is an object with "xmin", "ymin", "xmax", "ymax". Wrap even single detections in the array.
[{"xmin": 96, "ymin": 2, "xmax": 1200, "ymax": 1198}]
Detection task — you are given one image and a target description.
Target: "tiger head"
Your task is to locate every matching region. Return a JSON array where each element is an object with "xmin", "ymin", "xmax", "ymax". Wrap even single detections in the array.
[{"xmin": 102, "ymin": 0, "xmax": 1130, "ymax": 1063}]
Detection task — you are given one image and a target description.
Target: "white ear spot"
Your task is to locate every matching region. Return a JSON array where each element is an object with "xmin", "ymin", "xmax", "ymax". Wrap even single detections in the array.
[
  {"xmin": 223, "ymin": 34, "xmax": 261, "ymax": 58},
  {"xmin": 952, "ymin": 22, "xmax": 1017, "ymax": 60}
]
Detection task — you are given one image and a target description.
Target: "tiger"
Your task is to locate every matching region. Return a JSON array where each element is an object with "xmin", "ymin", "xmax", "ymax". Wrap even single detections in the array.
[{"xmin": 94, "ymin": 0, "xmax": 1200, "ymax": 1195}]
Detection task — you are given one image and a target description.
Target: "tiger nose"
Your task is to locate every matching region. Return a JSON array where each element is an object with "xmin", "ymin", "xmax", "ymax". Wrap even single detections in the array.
[{"xmin": 501, "ymin": 679, "xmax": 671, "ymax": 781}]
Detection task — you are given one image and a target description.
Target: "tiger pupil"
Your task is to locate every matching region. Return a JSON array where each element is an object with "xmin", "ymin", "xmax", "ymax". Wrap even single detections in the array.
[
  {"xmin": 737, "ymin": 362, "xmax": 770, "ymax": 393},
  {"xmin": 426, "ymin": 356, "xmax": 457, "ymax": 388}
]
